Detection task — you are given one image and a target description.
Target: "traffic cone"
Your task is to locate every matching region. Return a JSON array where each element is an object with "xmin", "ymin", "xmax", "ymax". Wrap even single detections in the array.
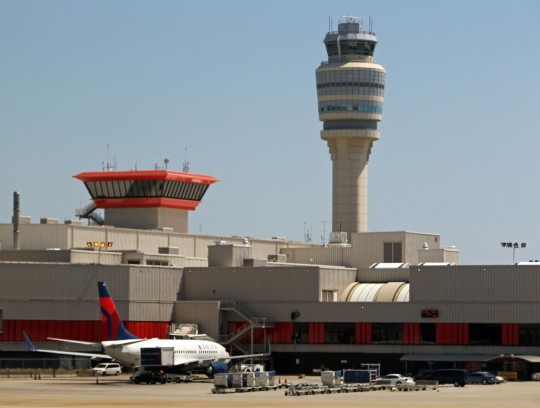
[
  {"xmin": 278, "ymin": 377, "xmax": 281, "ymax": 384},
  {"xmin": 285, "ymin": 377, "xmax": 288, "ymax": 384}
]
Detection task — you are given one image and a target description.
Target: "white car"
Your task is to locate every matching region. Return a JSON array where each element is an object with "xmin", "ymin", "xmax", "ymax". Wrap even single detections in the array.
[
  {"xmin": 92, "ymin": 362, "xmax": 122, "ymax": 376},
  {"xmin": 376, "ymin": 373, "xmax": 415, "ymax": 385}
]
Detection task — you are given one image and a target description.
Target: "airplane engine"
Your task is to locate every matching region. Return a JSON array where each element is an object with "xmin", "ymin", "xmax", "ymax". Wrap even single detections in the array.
[{"xmin": 206, "ymin": 362, "xmax": 228, "ymax": 378}]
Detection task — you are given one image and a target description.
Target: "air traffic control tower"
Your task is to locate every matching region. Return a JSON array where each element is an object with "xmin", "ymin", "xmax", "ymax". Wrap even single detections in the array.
[
  {"xmin": 316, "ymin": 16, "xmax": 385, "ymax": 242},
  {"xmin": 74, "ymin": 170, "xmax": 217, "ymax": 233}
]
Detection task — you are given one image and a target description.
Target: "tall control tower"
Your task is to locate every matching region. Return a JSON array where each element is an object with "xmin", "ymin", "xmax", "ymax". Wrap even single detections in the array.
[{"xmin": 316, "ymin": 16, "xmax": 385, "ymax": 242}]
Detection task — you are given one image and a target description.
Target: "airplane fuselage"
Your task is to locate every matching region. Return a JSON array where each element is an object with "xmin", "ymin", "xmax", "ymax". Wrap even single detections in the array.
[{"xmin": 101, "ymin": 338, "xmax": 230, "ymax": 368}]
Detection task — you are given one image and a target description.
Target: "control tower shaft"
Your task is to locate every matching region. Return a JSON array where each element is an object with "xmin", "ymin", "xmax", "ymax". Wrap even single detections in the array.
[{"xmin": 316, "ymin": 16, "xmax": 386, "ymax": 241}]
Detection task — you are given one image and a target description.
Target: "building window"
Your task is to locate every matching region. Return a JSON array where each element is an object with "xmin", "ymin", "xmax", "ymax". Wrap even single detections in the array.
[
  {"xmin": 324, "ymin": 323, "xmax": 355, "ymax": 344},
  {"xmin": 469, "ymin": 324, "xmax": 502, "ymax": 346},
  {"xmin": 292, "ymin": 322, "xmax": 309, "ymax": 344},
  {"xmin": 519, "ymin": 324, "xmax": 540, "ymax": 346},
  {"xmin": 321, "ymin": 290, "xmax": 337, "ymax": 302},
  {"xmin": 383, "ymin": 242, "xmax": 402, "ymax": 263},
  {"xmin": 372, "ymin": 323, "xmax": 403, "ymax": 344},
  {"xmin": 420, "ymin": 323, "xmax": 436, "ymax": 344},
  {"xmin": 146, "ymin": 260, "xmax": 169, "ymax": 266}
]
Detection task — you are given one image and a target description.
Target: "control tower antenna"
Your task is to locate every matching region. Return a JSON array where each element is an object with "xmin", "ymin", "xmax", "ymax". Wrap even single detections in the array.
[
  {"xmin": 316, "ymin": 16, "xmax": 386, "ymax": 241},
  {"xmin": 102, "ymin": 144, "xmax": 117, "ymax": 172},
  {"xmin": 183, "ymin": 146, "xmax": 190, "ymax": 173},
  {"xmin": 318, "ymin": 220, "xmax": 329, "ymax": 245},
  {"xmin": 304, "ymin": 222, "xmax": 312, "ymax": 243}
]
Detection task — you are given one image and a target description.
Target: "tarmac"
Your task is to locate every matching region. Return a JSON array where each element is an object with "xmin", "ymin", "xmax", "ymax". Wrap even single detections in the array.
[{"xmin": 1, "ymin": 373, "xmax": 540, "ymax": 407}]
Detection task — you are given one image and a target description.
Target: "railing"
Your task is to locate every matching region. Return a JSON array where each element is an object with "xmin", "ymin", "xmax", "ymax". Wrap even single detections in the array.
[
  {"xmin": 220, "ymin": 301, "xmax": 254, "ymax": 322},
  {"xmin": 218, "ymin": 301, "xmax": 273, "ymax": 346},
  {"xmin": 0, "ymin": 357, "xmax": 92, "ymax": 370},
  {"xmin": 75, "ymin": 202, "xmax": 104, "ymax": 225}
]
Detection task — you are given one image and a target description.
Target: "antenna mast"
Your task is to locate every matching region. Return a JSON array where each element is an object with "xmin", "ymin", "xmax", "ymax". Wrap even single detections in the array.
[
  {"xmin": 304, "ymin": 222, "xmax": 312, "ymax": 243},
  {"xmin": 318, "ymin": 220, "xmax": 329, "ymax": 245},
  {"xmin": 183, "ymin": 147, "xmax": 190, "ymax": 173},
  {"xmin": 102, "ymin": 144, "xmax": 117, "ymax": 172}
]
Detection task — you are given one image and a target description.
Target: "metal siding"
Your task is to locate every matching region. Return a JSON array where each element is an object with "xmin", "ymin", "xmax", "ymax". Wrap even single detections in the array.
[
  {"xmin": 411, "ymin": 265, "xmax": 540, "ymax": 303},
  {"xmin": 0, "ymin": 263, "xmax": 134, "ymax": 320},
  {"xmin": 281, "ymin": 247, "xmax": 352, "ymax": 268},
  {"xmin": 404, "ymin": 233, "xmax": 440, "ymax": 264},
  {"xmin": 318, "ymin": 268, "xmax": 356, "ymax": 300},
  {"xmin": 71, "ymin": 225, "xmax": 113, "ymax": 250},
  {"xmin": 0, "ymin": 223, "xmax": 312, "ymax": 262},
  {"xmin": 357, "ymin": 268, "xmax": 410, "ymax": 283},
  {"xmin": 181, "ymin": 267, "xmax": 334, "ymax": 302},
  {"xmin": 104, "ymin": 229, "xmax": 139, "ymax": 251},
  {"xmin": 70, "ymin": 250, "xmax": 123, "ymax": 265},
  {"xmin": 16, "ymin": 224, "xmax": 69, "ymax": 250},
  {"xmin": 128, "ymin": 266, "xmax": 182, "ymax": 321},
  {"xmin": 0, "ymin": 250, "xmax": 71, "ymax": 263},
  {"xmin": 210, "ymin": 300, "xmax": 540, "ymax": 325},
  {"xmin": 348, "ymin": 232, "xmax": 441, "ymax": 269},
  {"xmin": 172, "ymin": 301, "xmax": 220, "ymax": 340}
]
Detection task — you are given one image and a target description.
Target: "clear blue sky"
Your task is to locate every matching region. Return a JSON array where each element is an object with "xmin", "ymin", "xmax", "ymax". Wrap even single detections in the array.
[{"xmin": 1, "ymin": 0, "xmax": 539, "ymax": 264}]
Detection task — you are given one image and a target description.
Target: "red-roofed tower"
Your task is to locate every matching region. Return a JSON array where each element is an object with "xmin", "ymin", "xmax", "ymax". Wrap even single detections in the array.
[{"xmin": 74, "ymin": 170, "xmax": 218, "ymax": 233}]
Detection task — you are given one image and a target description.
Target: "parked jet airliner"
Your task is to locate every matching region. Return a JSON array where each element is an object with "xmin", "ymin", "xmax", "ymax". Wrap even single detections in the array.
[{"xmin": 24, "ymin": 281, "xmax": 268, "ymax": 377}]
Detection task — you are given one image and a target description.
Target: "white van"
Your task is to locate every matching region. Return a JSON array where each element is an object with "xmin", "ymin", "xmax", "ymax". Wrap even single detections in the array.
[{"xmin": 92, "ymin": 362, "xmax": 122, "ymax": 376}]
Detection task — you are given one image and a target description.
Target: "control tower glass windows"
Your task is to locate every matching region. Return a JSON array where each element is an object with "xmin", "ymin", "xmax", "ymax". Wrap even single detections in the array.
[
  {"xmin": 325, "ymin": 40, "xmax": 376, "ymax": 57},
  {"xmin": 319, "ymin": 100, "xmax": 383, "ymax": 114},
  {"xmin": 83, "ymin": 180, "xmax": 209, "ymax": 202},
  {"xmin": 316, "ymin": 69, "xmax": 385, "ymax": 97}
]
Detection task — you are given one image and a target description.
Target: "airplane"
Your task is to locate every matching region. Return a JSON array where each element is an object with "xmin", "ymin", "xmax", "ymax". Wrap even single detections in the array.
[{"xmin": 24, "ymin": 281, "xmax": 269, "ymax": 379}]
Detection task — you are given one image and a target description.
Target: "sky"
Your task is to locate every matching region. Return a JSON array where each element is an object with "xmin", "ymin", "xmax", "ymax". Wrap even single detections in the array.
[{"xmin": 1, "ymin": 0, "xmax": 539, "ymax": 265}]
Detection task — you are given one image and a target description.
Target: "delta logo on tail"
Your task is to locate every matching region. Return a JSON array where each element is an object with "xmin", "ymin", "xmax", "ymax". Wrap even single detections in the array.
[{"xmin": 98, "ymin": 282, "xmax": 138, "ymax": 341}]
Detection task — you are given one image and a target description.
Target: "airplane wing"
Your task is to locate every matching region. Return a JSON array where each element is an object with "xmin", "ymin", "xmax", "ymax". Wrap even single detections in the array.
[
  {"xmin": 23, "ymin": 332, "xmax": 112, "ymax": 360},
  {"xmin": 47, "ymin": 337, "xmax": 102, "ymax": 347},
  {"xmin": 224, "ymin": 352, "xmax": 270, "ymax": 362}
]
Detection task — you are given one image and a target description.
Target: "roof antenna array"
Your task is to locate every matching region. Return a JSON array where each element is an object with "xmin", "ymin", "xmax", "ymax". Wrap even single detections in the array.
[
  {"xmin": 102, "ymin": 144, "xmax": 117, "ymax": 172},
  {"xmin": 183, "ymin": 146, "xmax": 190, "ymax": 173}
]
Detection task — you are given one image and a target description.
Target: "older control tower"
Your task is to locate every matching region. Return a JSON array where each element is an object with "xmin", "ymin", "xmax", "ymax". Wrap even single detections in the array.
[{"xmin": 316, "ymin": 16, "xmax": 385, "ymax": 242}]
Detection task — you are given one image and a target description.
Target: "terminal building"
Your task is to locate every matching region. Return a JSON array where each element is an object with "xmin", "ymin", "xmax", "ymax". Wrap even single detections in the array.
[{"xmin": 1, "ymin": 16, "xmax": 540, "ymax": 380}]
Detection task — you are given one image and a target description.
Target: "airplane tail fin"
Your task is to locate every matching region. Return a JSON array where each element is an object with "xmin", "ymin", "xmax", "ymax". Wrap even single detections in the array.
[
  {"xmin": 98, "ymin": 281, "xmax": 139, "ymax": 341},
  {"xmin": 22, "ymin": 331, "xmax": 37, "ymax": 352}
]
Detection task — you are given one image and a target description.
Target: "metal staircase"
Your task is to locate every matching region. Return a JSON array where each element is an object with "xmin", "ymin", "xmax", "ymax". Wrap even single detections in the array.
[
  {"xmin": 75, "ymin": 202, "xmax": 104, "ymax": 225},
  {"xmin": 219, "ymin": 301, "xmax": 273, "ymax": 356}
]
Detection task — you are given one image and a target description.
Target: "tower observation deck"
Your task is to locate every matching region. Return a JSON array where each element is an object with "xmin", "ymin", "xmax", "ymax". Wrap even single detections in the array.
[
  {"xmin": 74, "ymin": 170, "xmax": 218, "ymax": 233},
  {"xmin": 316, "ymin": 16, "xmax": 386, "ymax": 241}
]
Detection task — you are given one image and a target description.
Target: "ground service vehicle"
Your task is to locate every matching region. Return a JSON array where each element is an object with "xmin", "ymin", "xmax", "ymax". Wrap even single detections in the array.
[{"xmin": 92, "ymin": 362, "xmax": 122, "ymax": 376}]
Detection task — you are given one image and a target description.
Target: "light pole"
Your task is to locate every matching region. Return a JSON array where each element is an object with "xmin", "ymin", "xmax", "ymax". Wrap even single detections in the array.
[
  {"xmin": 500, "ymin": 242, "xmax": 526, "ymax": 264},
  {"xmin": 87, "ymin": 241, "xmax": 113, "ymax": 264}
]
